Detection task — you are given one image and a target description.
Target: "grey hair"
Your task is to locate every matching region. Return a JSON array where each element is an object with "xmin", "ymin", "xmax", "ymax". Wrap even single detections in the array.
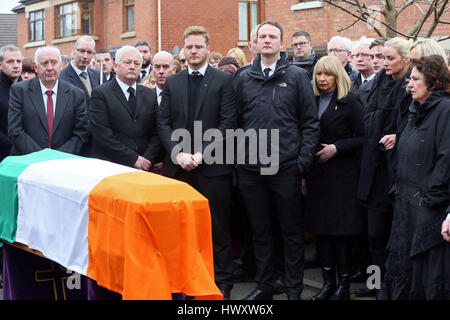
[
  {"xmin": 0, "ymin": 45, "xmax": 22, "ymax": 63},
  {"xmin": 354, "ymin": 37, "xmax": 374, "ymax": 51},
  {"xmin": 34, "ymin": 46, "xmax": 62, "ymax": 64},
  {"xmin": 328, "ymin": 36, "xmax": 353, "ymax": 51},
  {"xmin": 75, "ymin": 35, "xmax": 96, "ymax": 49},
  {"xmin": 115, "ymin": 45, "xmax": 143, "ymax": 65}
]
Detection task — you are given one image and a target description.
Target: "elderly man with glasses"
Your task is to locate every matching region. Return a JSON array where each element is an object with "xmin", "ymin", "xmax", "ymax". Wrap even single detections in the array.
[
  {"xmin": 291, "ymin": 30, "xmax": 319, "ymax": 80},
  {"xmin": 327, "ymin": 36, "xmax": 358, "ymax": 80},
  {"xmin": 350, "ymin": 39, "xmax": 376, "ymax": 95},
  {"xmin": 60, "ymin": 35, "xmax": 105, "ymax": 103}
]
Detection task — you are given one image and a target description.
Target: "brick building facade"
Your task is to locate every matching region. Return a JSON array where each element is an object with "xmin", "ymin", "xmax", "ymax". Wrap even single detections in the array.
[{"xmin": 13, "ymin": 0, "xmax": 450, "ymax": 61}]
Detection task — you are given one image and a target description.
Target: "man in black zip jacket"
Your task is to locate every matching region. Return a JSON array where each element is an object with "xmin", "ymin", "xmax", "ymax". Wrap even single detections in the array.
[{"xmin": 234, "ymin": 20, "xmax": 320, "ymax": 300}]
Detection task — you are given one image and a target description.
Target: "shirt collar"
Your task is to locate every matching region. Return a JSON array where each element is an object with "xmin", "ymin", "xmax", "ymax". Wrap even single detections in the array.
[
  {"xmin": 71, "ymin": 61, "xmax": 88, "ymax": 77},
  {"xmin": 39, "ymin": 79, "xmax": 58, "ymax": 96},
  {"xmin": 260, "ymin": 61, "xmax": 277, "ymax": 74},
  {"xmin": 115, "ymin": 77, "xmax": 137, "ymax": 95},
  {"xmin": 188, "ymin": 62, "xmax": 208, "ymax": 76},
  {"xmin": 142, "ymin": 66, "xmax": 151, "ymax": 74},
  {"xmin": 361, "ymin": 73, "xmax": 375, "ymax": 83},
  {"xmin": 156, "ymin": 86, "xmax": 163, "ymax": 96}
]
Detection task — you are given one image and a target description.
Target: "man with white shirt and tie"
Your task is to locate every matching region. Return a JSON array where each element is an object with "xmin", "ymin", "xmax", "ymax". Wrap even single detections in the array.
[
  {"xmin": 135, "ymin": 41, "xmax": 152, "ymax": 83},
  {"xmin": 158, "ymin": 26, "xmax": 236, "ymax": 300},
  {"xmin": 152, "ymin": 51, "xmax": 176, "ymax": 106},
  {"xmin": 89, "ymin": 45, "xmax": 161, "ymax": 171},
  {"xmin": 234, "ymin": 20, "xmax": 319, "ymax": 300},
  {"xmin": 8, "ymin": 46, "xmax": 89, "ymax": 156},
  {"xmin": 59, "ymin": 35, "xmax": 103, "ymax": 103},
  {"xmin": 350, "ymin": 39, "xmax": 375, "ymax": 96}
]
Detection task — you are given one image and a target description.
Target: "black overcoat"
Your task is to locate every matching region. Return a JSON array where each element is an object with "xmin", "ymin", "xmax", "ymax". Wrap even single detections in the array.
[
  {"xmin": 385, "ymin": 91, "xmax": 450, "ymax": 300},
  {"xmin": 305, "ymin": 91, "xmax": 365, "ymax": 235}
]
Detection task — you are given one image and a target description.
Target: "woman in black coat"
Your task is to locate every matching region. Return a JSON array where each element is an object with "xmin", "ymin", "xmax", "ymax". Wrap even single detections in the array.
[
  {"xmin": 357, "ymin": 38, "xmax": 412, "ymax": 298},
  {"xmin": 305, "ymin": 56, "xmax": 365, "ymax": 300},
  {"xmin": 385, "ymin": 55, "xmax": 450, "ymax": 300}
]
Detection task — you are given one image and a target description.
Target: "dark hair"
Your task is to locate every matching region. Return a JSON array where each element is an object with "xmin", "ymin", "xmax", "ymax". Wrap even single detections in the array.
[
  {"xmin": 218, "ymin": 56, "xmax": 240, "ymax": 70},
  {"xmin": 134, "ymin": 41, "xmax": 151, "ymax": 51},
  {"xmin": 292, "ymin": 31, "xmax": 311, "ymax": 42},
  {"xmin": 96, "ymin": 48, "xmax": 108, "ymax": 54},
  {"xmin": 257, "ymin": 20, "xmax": 284, "ymax": 41},
  {"xmin": 411, "ymin": 55, "xmax": 450, "ymax": 93},
  {"xmin": 369, "ymin": 37, "xmax": 388, "ymax": 49},
  {"xmin": 21, "ymin": 58, "xmax": 36, "ymax": 74}
]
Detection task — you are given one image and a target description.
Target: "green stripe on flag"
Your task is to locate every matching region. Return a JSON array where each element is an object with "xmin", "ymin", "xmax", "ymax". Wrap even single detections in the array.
[{"xmin": 0, "ymin": 149, "xmax": 84, "ymax": 244}]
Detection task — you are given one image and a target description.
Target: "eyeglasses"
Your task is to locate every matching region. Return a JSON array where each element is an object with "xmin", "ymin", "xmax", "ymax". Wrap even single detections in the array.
[
  {"xmin": 76, "ymin": 48, "xmax": 94, "ymax": 56},
  {"xmin": 292, "ymin": 41, "xmax": 310, "ymax": 48},
  {"xmin": 352, "ymin": 53, "xmax": 374, "ymax": 59},
  {"xmin": 328, "ymin": 48, "xmax": 348, "ymax": 54}
]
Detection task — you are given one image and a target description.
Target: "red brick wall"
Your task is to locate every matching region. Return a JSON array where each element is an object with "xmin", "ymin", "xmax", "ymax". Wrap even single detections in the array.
[
  {"xmin": 264, "ymin": 0, "xmax": 450, "ymax": 49},
  {"xmin": 15, "ymin": 0, "xmax": 450, "ymax": 61}
]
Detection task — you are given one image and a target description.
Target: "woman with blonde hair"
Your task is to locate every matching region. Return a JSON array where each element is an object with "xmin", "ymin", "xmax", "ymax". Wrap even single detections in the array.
[
  {"xmin": 357, "ymin": 37, "xmax": 413, "ymax": 299},
  {"xmin": 409, "ymin": 38, "xmax": 448, "ymax": 65},
  {"xmin": 227, "ymin": 47, "xmax": 247, "ymax": 67},
  {"xmin": 305, "ymin": 55, "xmax": 365, "ymax": 300}
]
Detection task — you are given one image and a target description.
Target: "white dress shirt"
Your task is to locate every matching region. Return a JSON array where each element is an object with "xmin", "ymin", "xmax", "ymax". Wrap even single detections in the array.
[
  {"xmin": 39, "ymin": 79, "xmax": 58, "ymax": 115},
  {"xmin": 188, "ymin": 62, "xmax": 208, "ymax": 76},
  {"xmin": 115, "ymin": 77, "xmax": 137, "ymax": 101},
  {"xmin": 260, "ymin": 61, "xmax": 277, "ymax": 77}
]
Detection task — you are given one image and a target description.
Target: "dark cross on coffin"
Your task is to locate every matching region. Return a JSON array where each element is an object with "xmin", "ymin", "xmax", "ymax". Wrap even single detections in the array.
[{"xmin": 35, "ymin": 261, "xmax": 71, "ymax": 300}]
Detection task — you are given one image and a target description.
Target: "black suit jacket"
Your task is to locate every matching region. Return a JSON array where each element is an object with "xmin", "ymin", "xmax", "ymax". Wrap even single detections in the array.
[
  {"xmin": 59, "ymin": 64, "xmax": 103, "ymax": 102},
  {"xmin": 89, "ymin": 78, "xmax": 161, "ymax": 167},
  {"xmin": 8, "ymin": 77, "xmax": 89, "ymax": 155},
  {"xmin": 158, "ymin": 65, "xmax": 236, "ymax": 177}
]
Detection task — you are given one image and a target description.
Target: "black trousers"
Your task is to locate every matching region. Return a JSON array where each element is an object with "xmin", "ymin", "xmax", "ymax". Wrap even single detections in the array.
[
  {"xmin": 367, "ymin": 209, "xmax": 393, "ymax": 277},
  {"xmin": 237, "ymin": 165, "xmax": 304, "ymax": 294},
  {"xmin": 317, "ymin": 235, "xmax": 354, "ymax": 275},
  {"xmin": 174, "ymin": 169, "xmax": 233, "ymax": 287}
]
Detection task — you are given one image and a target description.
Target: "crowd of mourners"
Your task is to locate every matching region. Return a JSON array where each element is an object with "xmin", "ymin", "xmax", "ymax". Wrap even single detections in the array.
[{"xmin": 0, "ymin": 19, "xmax": 449, "ymax": 301}]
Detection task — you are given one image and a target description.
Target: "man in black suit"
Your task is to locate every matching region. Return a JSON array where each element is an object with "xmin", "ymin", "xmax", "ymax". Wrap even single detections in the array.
[
  {"xmin": 59, "ymin": 35, "xmax": 103, "ymax": 102},
  {"xmin": 135, "ymin": 41, "xmax": 152, "ymax": 83},
  {"xmin": 93, "ymin": 48, "xmax": 115, "ymax": 83},
  {"xmin": 89, "ymin": 45, "xmax": 161, "ymax": 170},
  {"xmin": 152, "ymin": 51, "xmax": 176, "ymax": 106},
  {"xmin": 158, "ymin": 26, "xmax": 236, "ymax": 299},
  {"xmin": 8, "ymin": 46, "xmax": 89, "ymax": 156},
  {"xmin": 0, "ymin": 45, "xmax": 22, "ymax": 161}
]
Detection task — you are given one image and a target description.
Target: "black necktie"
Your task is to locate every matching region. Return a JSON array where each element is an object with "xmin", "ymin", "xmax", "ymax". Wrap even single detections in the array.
[
  {"xmin": 191, "ymin": 71, "xmax": 201, "ymax": 77},
  {"xmin": 264, "ymin": 68, "xmax": 271, "ymax": 78},
  {"xmin": 79, "ymin": 71, "xmax": 88, "ymax": 79},
  {"xmin": 363, "ymin": 79, "xmax": 367, "ymax": 84},
  {"xmin": 127, "ymin": 87, "xmax": 136, "ymax": 115},
  {"xmin": 140, "ymin": 70, "xmax": 146, "ymax": 80}
]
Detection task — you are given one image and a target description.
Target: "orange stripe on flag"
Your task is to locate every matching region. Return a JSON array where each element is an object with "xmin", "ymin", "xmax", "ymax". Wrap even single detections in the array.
[{"xmin": 87, "ymin": 172, "xmax": 222, "ymax": 300}]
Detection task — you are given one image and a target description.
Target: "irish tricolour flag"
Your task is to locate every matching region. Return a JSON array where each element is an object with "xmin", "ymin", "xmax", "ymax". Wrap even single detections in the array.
[{"xmin": 0, "ymin": 149, "xmax": 221, "ymax": 299}]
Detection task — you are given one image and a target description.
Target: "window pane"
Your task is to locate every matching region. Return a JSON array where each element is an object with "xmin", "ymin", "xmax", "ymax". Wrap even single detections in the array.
[
  {"xmin": 81, "ymin": 12, "xmax": 91, "ymax": 34},
  {"xmin": 251, "ymin": 3, "xmax": 258, "ymax": 30},
  {"xmin": 239, "ymin": 2, "xmax": 248, "ymax": 41},
  {"xmin": 127, "ymin": 6, "xmax": 135, "ymax": 30},
  {"xmin": 36, "ymin": 20, "xmax": 43, "ymax": 41},
  {"xmin": 30, "ymin": 12, "xmax": 35, "ymax": 21},
  {"xmin": 36, "ymin": 10, "xmax": 43, "ymax": 20},
  {"xmin": 125, "ymin": 0, "xmax": 134, "ymax": 4},
  {"xmin": 72, "ymin": 12, "xmax": 77, "ymax": 34},
  {"xmin": 29, "ymin": 22, "xmax": 35, "ymax": 41}
]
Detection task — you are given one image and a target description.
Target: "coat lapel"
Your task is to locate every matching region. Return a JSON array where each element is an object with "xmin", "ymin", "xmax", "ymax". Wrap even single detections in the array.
[
  {"xmin": 28, "ymin": 78, "xmax": 48, "ymax": 132},
  {"xmin": 112, "ymin": 78, "xmax": 134, "ymax": 118},
  {"xmin": 194, "ymin": 65, "xmax": 213, "ymax": 119},
  {"xmin": 135, "ymin": 84, "xmax": 144, "ymax": 116},
  {"xmin": 181, "ymin": 70, "xmax": 189, "ymax": 125},
  {"xmin": 52, "ymin": 81, "xmax": 68, "ymax": 133}
]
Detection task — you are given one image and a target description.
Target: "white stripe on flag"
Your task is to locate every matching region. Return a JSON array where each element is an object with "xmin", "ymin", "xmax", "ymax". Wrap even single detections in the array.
[{"xmin": 15, "ymin": 158, "xmax": 138, "ymax": 275}]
